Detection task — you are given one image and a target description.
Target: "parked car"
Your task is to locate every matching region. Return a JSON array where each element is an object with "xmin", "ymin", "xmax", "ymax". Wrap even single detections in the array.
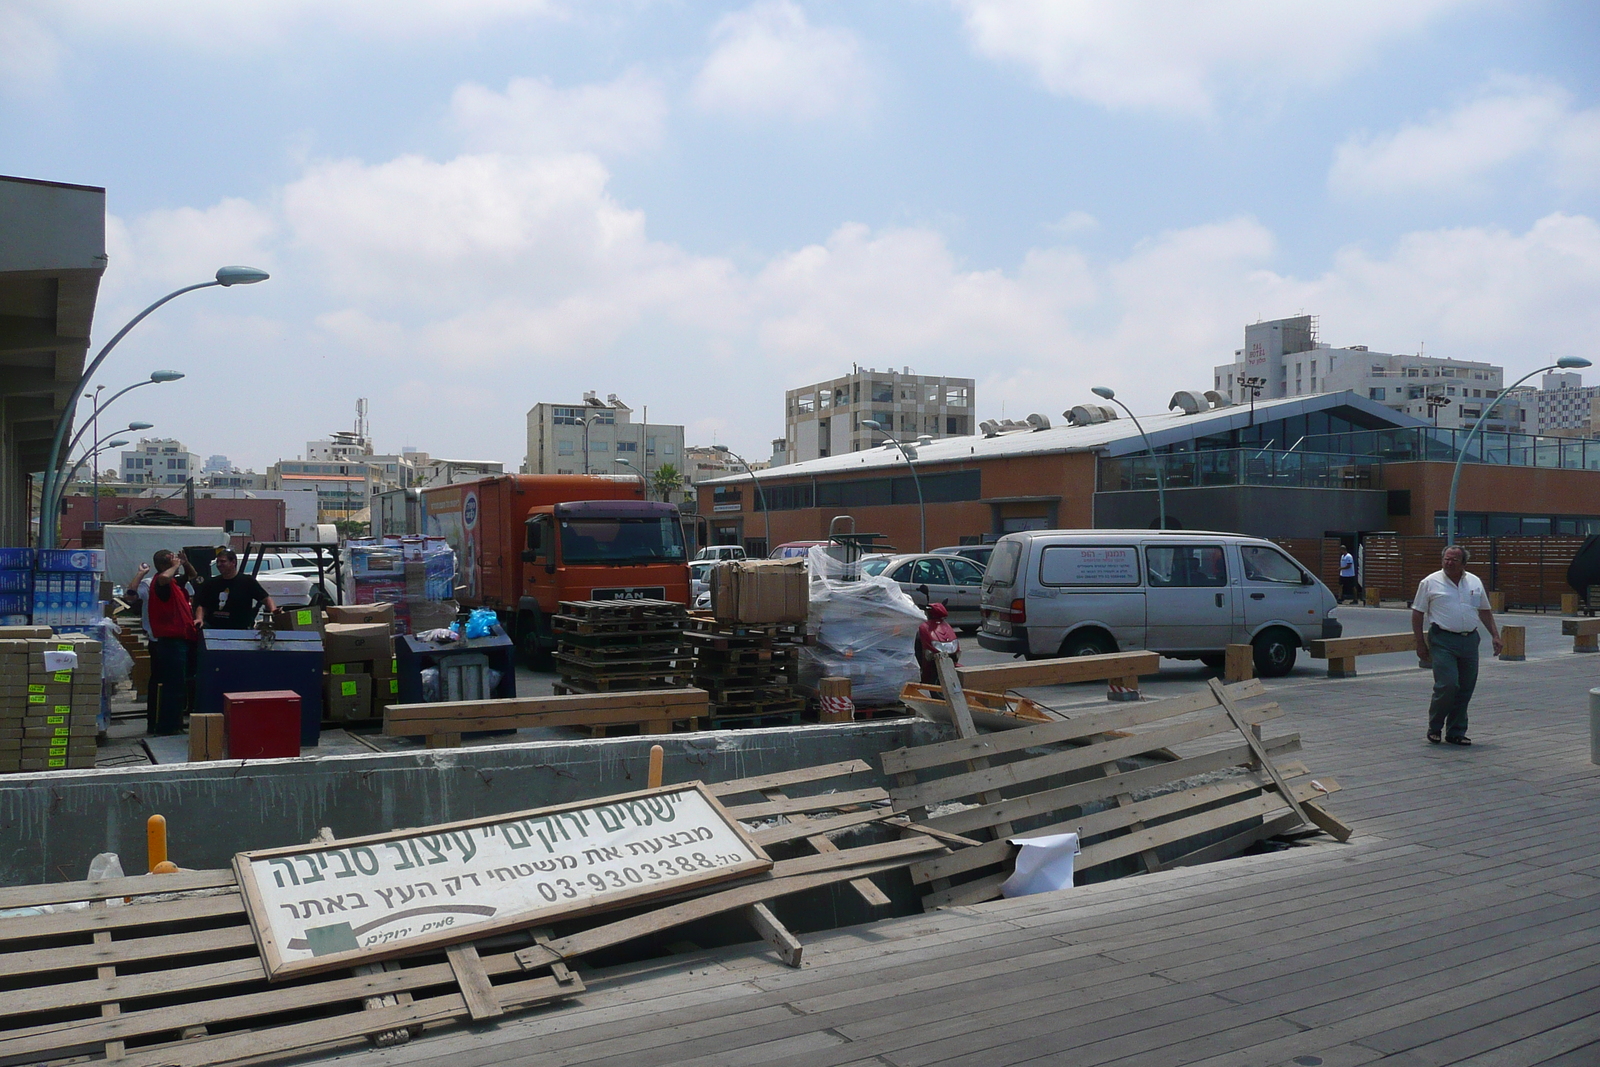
[
  {"xmin": 865, "ymin": 552, "xmax": 987, "ymax": 632},
  {"xmin": 689, "ymin": 559, "xmax": 720, "ymax": 601},
  {"xmin": 769, "ymin": 541, "xmax": 829, "ymax": 559},
  {"xmin": 975, "ymin": 530, "xmax": 1342, "ymax": 676},
  {"xmin": 932, "ymin": 544, "xmax": 994, "ymax": 570},
  {"xmin": 694, "ymin": 545, "xmax": 746, "ymax": 562}
]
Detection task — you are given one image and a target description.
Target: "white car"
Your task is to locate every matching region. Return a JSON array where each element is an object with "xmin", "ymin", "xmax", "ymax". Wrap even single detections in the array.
[
  {"xmin": 860, "ymin": 552, "xmax": 986, "ymax": 632},
  {"xmin": 694, "ymin": 545, "xmax": 746, "ymax": 562},
  {"xmin": 689, "ymin": 560, "xmax": 721, "ymax": 601}
]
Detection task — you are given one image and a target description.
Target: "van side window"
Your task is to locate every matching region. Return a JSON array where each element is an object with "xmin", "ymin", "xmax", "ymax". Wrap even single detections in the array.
[
  {"xmin": 1145, "ymin": 545, "xmax": 1227, "ymax": 588},
  {"xmin": 1241, "ymin": 545, "xmax": 1303, "ymax": 584},
  {"xmin": 986, "ymin": 540, "xmax": 1022, "ymax": 584}
]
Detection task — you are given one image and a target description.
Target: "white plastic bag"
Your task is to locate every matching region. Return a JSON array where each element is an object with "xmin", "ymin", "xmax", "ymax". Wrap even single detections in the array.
[
  {"xmin": 798, "ymin": 546, "xmax": 925, "ymax": 705},
  {"xmin": 1000, "ymin": 832, "xmax": 1081, "ymax": 897}
]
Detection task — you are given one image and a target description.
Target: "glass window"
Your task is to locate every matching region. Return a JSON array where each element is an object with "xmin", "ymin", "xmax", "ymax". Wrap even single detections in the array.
[
  {"xmin": 859, "ymin": 556, "xmax": 891, "ymax": 577},
  {"xmin": 1240, "ymin": 545, "xmax": 1304, "ymax": 584},
  {"xmin": 1040, "ymin": 546, "xmax": 1141, "ymax": 586},
  {"xmin": 559, "ymin": 516, "xmax": 686, "ymax": 564},
  {"xmin": 872, "ymin": 381, "xmax": 893, "ymax": 404},
  {"xmin": 798, "ymin": 393, "xmax": 815, "ymax": 413},
  {"xmin": 987, "ymin": 540, "xmax": 1022, "ymax": 585},
  {"xmin": 891, "ymin": 562, "xmax": 915, "ymax": 583},
  {"xmin": 1145, "ymin": 545, "xmax": 1227, "ymax": 588},
  {"xmin": 617, "ymin": 440, "xmax": 637, "ymax": 452},
  {"xmin": 945, "ymin": 385, "xmax": 969, "ymax": 407},
  {"xmin": 591, "ymin": 441, "xmax": 608, "ymax": 452},
  {"xmin": 945, "ymin": 557, "xmax": 985, "ymax": 585},
  {"xmin": 911, "ymin": 559, "xmax": 948, "ymax": 585},
  {"xmin": 557, "ymin": 440, "xmax": 574, "ymax": 455}
]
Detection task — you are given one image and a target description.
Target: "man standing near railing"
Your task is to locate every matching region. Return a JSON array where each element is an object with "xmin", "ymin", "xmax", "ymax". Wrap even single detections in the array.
[
  {"xmin": 1339, "ymin": 544, "xmax": 1357, "ymax": 604},
  {"xmin": 1412, "ymin": 545, "xmax": 1502, "ymax": 746}
]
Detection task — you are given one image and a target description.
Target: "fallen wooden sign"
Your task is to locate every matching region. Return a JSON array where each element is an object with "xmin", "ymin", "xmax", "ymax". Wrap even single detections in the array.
[{"xmin": 235, "ymin": 783, "xmax": 770, "ymax": 980}]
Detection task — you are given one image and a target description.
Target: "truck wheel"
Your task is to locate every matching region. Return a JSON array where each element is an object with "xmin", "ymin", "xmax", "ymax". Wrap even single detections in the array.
[
  {"xmin": 1252, "ymin": 628, "xmax": 1298, "ymax": 678},
  {"xmin": 517, "ymin": 612, "xmax": 550, "ymax": 669},
  {"xmin": 1059, "ymin": 630, "xmax": 1114, "ymax": 658}
]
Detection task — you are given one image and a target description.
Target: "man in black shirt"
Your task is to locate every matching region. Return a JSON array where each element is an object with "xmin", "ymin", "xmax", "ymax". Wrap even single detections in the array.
[{"xmin": 194, "ymin": 548, "xmax": 277, "ymax": 630}]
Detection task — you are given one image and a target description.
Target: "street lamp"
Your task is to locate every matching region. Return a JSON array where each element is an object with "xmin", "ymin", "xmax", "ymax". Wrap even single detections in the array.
[
  {"xmin": 711, "ymin": 445, "xmax": 770, "ymax": 552},
  {"xmin": 51, "ymin": 421, "xmax": 151, "ymax": 520},
  {"xmin": 1089, "ymin": 386, "xmax": 1167, "ymax": 530},
  {"xmin": 39, "ymin": 267, "xmax": 267, "ymax": 547},
  {"xmin": 1446, "ymin": 356, "xmax": 1592, "ymax": 542},
  {"xmin": 860, "ymin": 420, "xmax": 925, "ymax": 552},
  {"xmin": 1241, "ymin": 376, "xmax": 1266, "ymax": 428},
  {"xmin": 68, "ymin": 372, "xmax": 185, "ymax": 527},
  {"xmin": 56, "ymin": 435, "xmax": 134, "ymax": 524},
  {"xmin": 1425, "ymin": 394, "xmax": 1452, "ymax": 426},
  {"xmin": 614, "ymin": 457, "xmax": 649, "ymax": 499}
]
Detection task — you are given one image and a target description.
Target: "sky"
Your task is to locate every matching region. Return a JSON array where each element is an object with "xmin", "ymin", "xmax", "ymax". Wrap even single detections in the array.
[{"xmin": 3, "ymin": 0, "xmax": 1598, "ymax": 473}]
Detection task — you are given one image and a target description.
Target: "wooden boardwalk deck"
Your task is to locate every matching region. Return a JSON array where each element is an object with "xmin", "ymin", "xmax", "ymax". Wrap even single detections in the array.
[{"xmin": 319, "ymin": 642, "xmax": 1600, "ymax": 1067}]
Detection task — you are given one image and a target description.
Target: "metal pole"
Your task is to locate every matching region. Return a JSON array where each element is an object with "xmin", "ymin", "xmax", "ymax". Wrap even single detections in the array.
[
  {"xmin": 885, "ymin": 438, "xmax": 925, "ymax": 552},
  {"xmin": 582, "ymin": 418, "xmax": 590, "ymax": 475},
  {"xmin": 1447, "ymin": 364, "xmax": 1558, "ymax": 543},
  {"xmin": 727, "ymin": 450, "xmax": 770, "ymax": 552},
  {"xmin": 90, "ymin": 388, "xmax": 102, "ymax": 530},
  {"xmin": 1108, "ymin": 399, "xmax": 1166, "ymax": 530}
]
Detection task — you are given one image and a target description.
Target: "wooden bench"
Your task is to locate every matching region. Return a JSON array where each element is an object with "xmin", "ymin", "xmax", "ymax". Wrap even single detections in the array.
[
  {"xmin": 956, "ymin": 650, "xmax": 1160, "ymax": 702},
  {"xmin": 1307, "ymin": 632, "xmax": 1421, "ymax": 678},
  {"xmin": 384, "ymin": 688, "xmax": 710, "ymax": 748},
  {"xmin": 1561, "ymin": 617, "xmax": 1600, "ymax": 653}
]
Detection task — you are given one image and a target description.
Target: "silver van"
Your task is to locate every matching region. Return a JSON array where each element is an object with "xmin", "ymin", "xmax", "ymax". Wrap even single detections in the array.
[{"xmin": 976, "ymin": 530, "xmax": 1342, "ymax": 677}]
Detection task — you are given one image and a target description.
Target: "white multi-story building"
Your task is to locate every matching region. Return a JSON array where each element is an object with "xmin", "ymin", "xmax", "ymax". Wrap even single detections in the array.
[
  {"xmin": 523, "ymin": 392, "xmax": 684, "ymax": 480},
  {"xmin": 1212, "ymin": 316, "xmax": 1516, "ymax": 432},
  {"xmin": 781, "ymin": 368, "xmax": 975, "ymax": 465},
  {"xmin": 1522, "ymin": 372, "xmax": 1600, "ymax": 436},
  {"xmin": 119, "ymin": 438, "xmax": 202, "ymax": 486},
  {"xmin": 199, "ymin": 469, "xmax": 268, "ymax": 490}
]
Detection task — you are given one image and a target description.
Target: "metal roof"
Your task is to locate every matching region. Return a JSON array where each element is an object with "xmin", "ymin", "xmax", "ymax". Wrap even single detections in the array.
[{"xmin": 704, "ymin": 390, "xmax": 1423, "ymax": 486}]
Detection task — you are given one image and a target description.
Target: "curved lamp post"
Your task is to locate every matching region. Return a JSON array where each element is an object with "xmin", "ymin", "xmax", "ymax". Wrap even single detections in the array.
[
  {"xmin": 712, "ymin": 445, "xmax": 770, "ymax": 551},
  {"xmin": 1446, "ymin": 355, "xmax": 1591, "ymax": 542},
  {"xmin": 40, "ymin": 267, "xmax": 267, "ymax": 547},
  {"xmin": 1090, "ymin": 386, "xmax": 1166, "ymax": 530},
  {"xmin": 57, "ymin": 435, "xmax": 133, "ymax": 517},
  {"xmin": 52, "ymin": 421, "xmax": 151, "ymax": 519},
  {"xmin": 73, "ymin": 373, "xmax": 182, "ymax": 527},
  {"xmin": 613, "ymin": 457, "xmax": 649, "ymax": 499},
  {"xmin": 861, "ymin": 420, "xmax": 925, "ymax": 552}
]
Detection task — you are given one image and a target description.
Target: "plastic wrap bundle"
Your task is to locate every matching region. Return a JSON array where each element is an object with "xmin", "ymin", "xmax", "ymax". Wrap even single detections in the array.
[
  {"xmin": 798, "ymin": 546, "xmax": 925, "ymax": 706},
  {"xmin": 344, "ymin": 537, "xmax": 458, "ymax": 634}
]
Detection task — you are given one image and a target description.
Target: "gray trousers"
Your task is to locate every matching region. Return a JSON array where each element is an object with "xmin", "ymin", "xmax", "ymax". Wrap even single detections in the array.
[{"xmin": 1428, "ymin": 627, "xmax": 1479, "ymax": 739}]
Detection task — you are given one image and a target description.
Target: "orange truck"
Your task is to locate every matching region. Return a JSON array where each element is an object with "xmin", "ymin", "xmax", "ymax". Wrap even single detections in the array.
[{"xmin": 421, "ymin": 474, "xmax": 691, "ymax": 663}]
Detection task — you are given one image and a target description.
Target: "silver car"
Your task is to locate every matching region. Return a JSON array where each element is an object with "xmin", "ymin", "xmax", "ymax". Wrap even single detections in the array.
[{"xmin": 861, "ymin": 552, "xmax": 986, "ymax": 632}]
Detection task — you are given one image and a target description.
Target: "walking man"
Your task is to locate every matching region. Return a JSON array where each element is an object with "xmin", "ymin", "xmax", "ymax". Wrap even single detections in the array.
[
  {"xmin": 1411, "ymin": 545, "xmax": 1502, "ymax": 746},
  {"xmin": 1339, "ymin": 544, "xmax": 1357, "ymax": 604}
]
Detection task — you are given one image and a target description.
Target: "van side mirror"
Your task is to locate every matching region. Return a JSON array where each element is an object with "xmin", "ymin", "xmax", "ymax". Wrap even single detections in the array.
[{"xmin": 1301, "ymin": 573, "xmax": 1315, "ymax": 585}]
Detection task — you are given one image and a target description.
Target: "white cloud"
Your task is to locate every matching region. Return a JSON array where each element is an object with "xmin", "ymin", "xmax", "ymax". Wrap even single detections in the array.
[
  {"xmin": 104, "ymin": 197, "xmax": 277, "ymax": 293},
  {"xmin": 691, "ymin": 0, "xmax": 871, "ymax": 121},
  {"xmin": 950, "ymin": 0, "xmax": 1465, "ymax": 116},
  {"xmin": 0, "ymin": 4, "xmax": 60, "ymax": 94},
  {"xmin": 1330, "ymin": 79, "xmax": 1600, "ymax": 196},
  {"xmin": 451, "ymin": 71, "xmax": 668, "ymax": 157}
]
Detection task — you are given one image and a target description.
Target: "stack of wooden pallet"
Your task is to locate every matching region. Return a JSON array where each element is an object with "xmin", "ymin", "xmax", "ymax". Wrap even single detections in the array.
[
  {"xmin": 551, "ymin": 599, "xmax": 693, "ymax": 696},
  {"xmin": 685, "ymin": 617, "xmax": 810, "ymax": 728}
]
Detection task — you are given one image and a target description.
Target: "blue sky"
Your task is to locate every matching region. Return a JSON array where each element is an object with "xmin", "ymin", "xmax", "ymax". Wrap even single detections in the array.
[{"xmin": 3, "ymin": 0, "xmax": 1597, "ymax": 472}]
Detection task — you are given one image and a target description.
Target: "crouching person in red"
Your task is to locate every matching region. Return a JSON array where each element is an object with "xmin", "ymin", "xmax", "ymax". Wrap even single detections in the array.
[
  {"xmin": 915, "ymin": 602, "xmax": 961, "ymax": 685},
  {"xmin": 147, "ymin": 549, "xmax": 200, "ymax": 736}
]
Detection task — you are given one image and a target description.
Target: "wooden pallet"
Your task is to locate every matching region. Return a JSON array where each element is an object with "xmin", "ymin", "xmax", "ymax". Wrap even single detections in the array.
[
  {"xmin": 0, "ymin": 869, "xmax": 581, "ymax": 1067},
  {"xmin": 385, "ymin": 689, "xmax": 708, "ymax": 745},
  {"xmin": 884, "ymin": 660, "xmax": 1352, "ymax": 909}
]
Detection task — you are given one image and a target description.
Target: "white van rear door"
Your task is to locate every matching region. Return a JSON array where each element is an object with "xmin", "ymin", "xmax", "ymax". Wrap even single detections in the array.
[{"xmin": 1143, "ymin": 543, "xmax": 1232, "ymax": 651}]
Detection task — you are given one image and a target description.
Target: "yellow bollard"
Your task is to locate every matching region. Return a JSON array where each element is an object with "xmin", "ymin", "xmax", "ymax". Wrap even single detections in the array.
[
  {"xmin": 147, "ymin": 814, "xmax": 172, "ymax": 874},
  {"xmin": 648, "ymin": 744, "xmax": 664, "ymax": 789}
]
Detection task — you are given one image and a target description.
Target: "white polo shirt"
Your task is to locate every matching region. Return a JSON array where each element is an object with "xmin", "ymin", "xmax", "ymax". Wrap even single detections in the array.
[{"xmin": 1414, "ymin": 569, "xmax": 1489, "ymax": 634}]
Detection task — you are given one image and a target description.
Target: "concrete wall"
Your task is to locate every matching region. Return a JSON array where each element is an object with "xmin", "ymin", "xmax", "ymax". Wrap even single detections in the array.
[
  {"xmin": 0, "ymin": 721, "xmax": 943, "ymax": 887},
  {"xmin": 1094, "ymin": 485, "xmax": 1390, "ymax": 538}
]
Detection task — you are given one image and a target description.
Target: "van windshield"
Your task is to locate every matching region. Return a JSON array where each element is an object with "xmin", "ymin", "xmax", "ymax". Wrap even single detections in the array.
[
  {"xmin": 560, "ymin": 517, "xmax": 687, "ymax": 565},
  {"xmin": 986, "ymin": 540, "xmax": 1022, "ymax": 585}
]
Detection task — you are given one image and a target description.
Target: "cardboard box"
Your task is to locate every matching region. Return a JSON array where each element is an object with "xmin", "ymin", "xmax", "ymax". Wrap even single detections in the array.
[
  {"xmin": 323, "ymin": 671, "xmax": 373, "ymax": 720},
  {"xmin": 0, "ymin": 625, "xmax": 50, "ymax": 639},
  {"xmin": 188, "ymin": 714, "xmax": 226, "ymax": 762},
  {"xmin": 323, "ymin": 603, "xmax": 396, "ymax": 628},
  {"xmin": 321, "ymin": 623, "xmax": 392, "ymax": 666},
  {"xmin": 710, "ymin": 559, "xmax": 809, "ymax": 625},
  {"xmin": 271, "ymin": 606, "xmax": 323, "ymax": 632}
]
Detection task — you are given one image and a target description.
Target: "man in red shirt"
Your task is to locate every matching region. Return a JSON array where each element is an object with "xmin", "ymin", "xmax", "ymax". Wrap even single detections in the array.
[{"xmin": 147, "ymin": 550, "xmax": 200, "ymax": 735}]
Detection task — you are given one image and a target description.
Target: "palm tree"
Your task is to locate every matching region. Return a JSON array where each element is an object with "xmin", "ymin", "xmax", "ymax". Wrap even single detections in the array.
[{"xmin": 652, "ymin": 463, "xmax": 682, "ymax": 503}]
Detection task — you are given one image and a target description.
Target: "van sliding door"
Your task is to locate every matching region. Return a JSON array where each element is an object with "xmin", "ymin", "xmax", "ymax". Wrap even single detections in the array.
[{"xmin": 1143, "ymin": 543, "xmax": 1230, "ymax": 652}]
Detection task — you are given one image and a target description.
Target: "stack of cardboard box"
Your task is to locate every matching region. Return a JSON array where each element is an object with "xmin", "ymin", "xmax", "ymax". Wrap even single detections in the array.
[
  {"xmin": 320, "ymin": 604, "xmax": 398, "ymax": 723},
  {"xmin": 0, "ymin": 632, "xmax": 100, "ymax": 772}
]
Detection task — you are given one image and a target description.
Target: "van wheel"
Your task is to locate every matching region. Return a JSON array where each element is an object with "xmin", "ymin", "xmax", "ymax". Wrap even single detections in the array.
[
  {"xmin": 1060, "ymin": 630, "xmax": 1115, "ymax": 658},
  {"xmin": 1252, "ymin": 628, "xmax": 1298, "ymax": 678},
  {"xmin": 517, "ymin": 612, "xmax": 550, "ymax": 670}
]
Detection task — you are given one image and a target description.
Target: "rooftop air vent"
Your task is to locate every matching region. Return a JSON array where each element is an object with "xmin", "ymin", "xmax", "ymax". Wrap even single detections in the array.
[
  {"xmin": 1096, "ymin": 404, "xmax": 1119, "ymax": 421},
  {"xmin": 1168, "ymin": 390, "xmax": 1207, "ymax": 415},
  {"xmin": 980, "ymin": 419, "xmax": 1000, "ymax": 437},
  {"xmin": 1064, "ymin": 405, "xmax": 1104, "ymax": 426},
  {"xmin": 1203, "ymin": 390, "xmax": 1235, "ymax": 409},
  {"xmin": 1026, "ymin": 413, "xmax": 1051, "ymax": 431},
  {"xmin": 916, "ymin": 434, "xmax": 934, "ymax": 446}
]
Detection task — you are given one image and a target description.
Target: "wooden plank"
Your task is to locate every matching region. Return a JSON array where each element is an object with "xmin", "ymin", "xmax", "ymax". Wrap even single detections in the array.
[
  {"xmin": 515, "ymin": 855, "xmax": 938, "ymax": 968},
  {"xmin": 745, "ymin": 903, "xmax": 804, "ymax": 967},
  {"xmin": 446, "ymin": 943, "xmax": 504, "ymax": 1021},
  {"xmin": 1561, "ymin": 618, "xmax": 1600, "ymax": 636},
  {"xmin": 752, "ymin": 807, "xmax": 896, "ymax": 847},
  {"xmin": 0, "ymin": 949, "xmax": 264, "ymax": 1022},
  {"xmin": 706, "ymin": 759, "xmax": 873, "ymax": 798},
  {"xmin": 92, "ymin": 904, "xmax": 124, "ymax": 1062},
  {"xmin": 0, "ymin": 867, "xmax": 237, "ymax": 910},
  {"xmin": 385, "ymin": 691, "xmax": 709, "ymax": 737},
  {"xmin": 723, "ymin": 787, "xmax": 889, "ymax": 820},
  {"xmin": 1224, "ymin": 643, "xmax": 1254, "ymax": 683},
  {"xmin": 879, "ymin": 679, "xmax": 1266, "ymax": 775},
  {"xmin": 755, "ymin": 785, "xmax": 890, "ymax": 909},
  {"xmin": 1209, "ymin": 678, "xmax": 1312, "ymax": 832},
  {"xmin": 1308, "ymin": 632, "xmax": 1416, "ymax": 658},
  {"xmin": 955, "ymin": 650, "xmax": 1160, "ymax": 692},
  {"xmin": 1162, "ymin": 811, "xmax": 1304, "ymax": 870},
  {"xmin": 385, "ymin": 688, "xmax": 706, "ymax": 722},
  {"xmin": 0, "ymin": 924, "xmax": 260, "ymax": 979},
  {"xmin": 0, "ymin": 891, "xmax": 243, "ymax": 944}
]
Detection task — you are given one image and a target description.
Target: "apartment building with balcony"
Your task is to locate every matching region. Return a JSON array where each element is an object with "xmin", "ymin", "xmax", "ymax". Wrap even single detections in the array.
[{"xmin": 781, "ymin": 368, "xmax": 975, "ymax": 465}]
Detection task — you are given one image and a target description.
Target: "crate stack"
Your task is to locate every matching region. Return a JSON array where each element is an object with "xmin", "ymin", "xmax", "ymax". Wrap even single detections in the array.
[
  {"xmin": 686, "ymin": 618, "xmax": 809, "ymax": 727},
  {"xmin": 552, "ymin": 600, "xmax": 694, "ymax": 696},
  {"xmin": 0, "ymin": 632, "xmax": 100, "ymax": 774},
  {"xmin": 0, "ymin": 548, "xmax": 32, "ymax": 626},
  {"xmin": 31, "ymin": 549, "xmax": 106, "ymax": 633},
  {"xmin": 320, "ymin": 606, "xmax": 398, "ymax": 724}
]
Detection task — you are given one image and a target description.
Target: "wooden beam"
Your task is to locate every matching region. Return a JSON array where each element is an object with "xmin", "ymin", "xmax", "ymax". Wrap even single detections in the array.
[
  {"xmin": 744, "ymin": 903, "xmax": 803, "ymax": 967},
  {"xmin": 1209, "ymin": 678, "xmax": 1311, "ymax": 832},
  {"xmin": 445, "ymin": 943, "xmax": 503, "ymax": 1021},
  {"xmin": 1307, "ymin": 632, "xmax": 1416, "ymax": 658},
  {"xmin": 955, "ymin": 650, "xmax": 1159, "ymax": 693}
]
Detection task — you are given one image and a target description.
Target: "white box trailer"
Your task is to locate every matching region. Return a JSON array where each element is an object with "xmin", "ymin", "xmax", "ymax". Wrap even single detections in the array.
[{"xmin": 103, "ymin": 526, "xmax": 229, "ymax": 590}]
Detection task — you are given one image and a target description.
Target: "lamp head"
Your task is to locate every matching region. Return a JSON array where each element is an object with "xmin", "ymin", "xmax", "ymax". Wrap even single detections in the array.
[
  {"xmin": 861, "ymin": 419, "xmax": 884, "ymax": 431},
  {"xmin": 105, "ymin": 439, "xmax": 129, "ymax": 449},
  {"xmin": 712, "ymin": 444, "xmax": 729, "ymax": 453},
  {"xmin": 1556, "ymin": 356, "xmax": 1593, "ymax": 370},
  {"xmin": 126, "ymin": 421, "xmax": 153, "ymax": 431},
  {"xmin": 215, "ymin": 266, "xmax": 270, "ymax": 286},
  {"xmin": 150, "ymin": 370, "xmax": 185, "ymax": 383},
  {"xmin": 1091, "ymin": 386, "xmax": 1115, "ymax": 400}
]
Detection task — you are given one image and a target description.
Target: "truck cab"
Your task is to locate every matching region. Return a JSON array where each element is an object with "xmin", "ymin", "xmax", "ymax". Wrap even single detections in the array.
[{"xmin": 517, "ymin": 499, "xmax": 690, "ymax": 661}]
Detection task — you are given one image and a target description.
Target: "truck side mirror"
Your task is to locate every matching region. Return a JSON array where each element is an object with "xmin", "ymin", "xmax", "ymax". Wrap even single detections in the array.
[{"xmin": 521, "ymin": 550, "xmax": 537, "ymax": 563}]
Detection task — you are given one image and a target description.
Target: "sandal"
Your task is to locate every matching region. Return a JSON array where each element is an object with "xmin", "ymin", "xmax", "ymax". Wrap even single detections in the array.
[
  {"xmin": 1445, "ymin": 736, "xmax": 1472, "ymax": 746},
  {"xmin": 1427, "ymin": 733, "xmax": 1441, "ymax": 744}
]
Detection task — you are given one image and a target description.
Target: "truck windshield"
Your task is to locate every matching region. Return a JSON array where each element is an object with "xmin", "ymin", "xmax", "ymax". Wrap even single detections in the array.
[{"xmin": 560, "ymin": 517, "xmax": 687, "ymax": 565}]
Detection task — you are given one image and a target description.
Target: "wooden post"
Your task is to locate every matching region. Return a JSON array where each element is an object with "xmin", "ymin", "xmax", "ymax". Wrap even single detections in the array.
[
  {"xmin": 1107, "ymin": 674, "xmax": 1142, "ymax": 702},
  {"xmin": 1563, "ymin": 592, "xmax": 1581, "ymax": 616},
  {"xmin": 1364, "ymin": 586, "xmax": 1380, "ymax": 607},
  {"xmin": 1488, "ymin": 590, "xmax": 1506, "ymax": 613},
  {"xmin": 1499, "ymin": 624, "xmax": 1526, "ymax": 662},
  {"xmin": 1223, "ymin": 643, "xmax": 1253, "ymax": 683},
  {"xmin": 818, "ymin": 676, "xmax": 854, "ymax": 723},
  {"xmin": 647, "ymin": 744, "xmax": 664, "ymax": 789},
  {"xmin": 1327, "ymin": 655, "xmax": 1357, "ymax": 679},
  {"xmin": 1577, "ymin": 631, "xmax": 1599, "ymax": 655}
]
